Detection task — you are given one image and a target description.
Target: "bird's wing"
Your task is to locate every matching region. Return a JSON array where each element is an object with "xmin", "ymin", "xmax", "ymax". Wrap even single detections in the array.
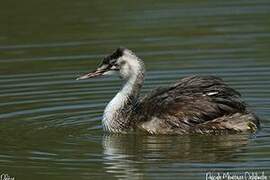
[{"xmin": 136, "ymin": 75, "xmax": 247, "ymax": 128}]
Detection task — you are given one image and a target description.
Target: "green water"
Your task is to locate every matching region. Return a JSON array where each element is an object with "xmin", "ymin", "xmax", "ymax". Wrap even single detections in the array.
[{"xmin": 0, "ymin": 0, "xmax": 270, "ymax": 179}]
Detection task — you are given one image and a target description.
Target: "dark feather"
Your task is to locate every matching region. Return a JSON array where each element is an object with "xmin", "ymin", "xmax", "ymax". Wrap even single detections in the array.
[{"xmin": 135, "ymin": 75, "xmax": 259, "ymax": 134}]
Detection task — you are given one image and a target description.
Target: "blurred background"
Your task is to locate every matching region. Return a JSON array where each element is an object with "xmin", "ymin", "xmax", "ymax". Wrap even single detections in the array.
[{"xmin": 0, "ymin": 0, "xmax": 270, "ymax": 179}]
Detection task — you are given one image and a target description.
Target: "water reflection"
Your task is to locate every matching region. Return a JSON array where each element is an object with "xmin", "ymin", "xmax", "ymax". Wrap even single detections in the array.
[
  {"xmin": 102, "ymin": 133, "xmax": 251, "ymax": 179},
  {"xmin": 103, "ymin": 134, "xmax": 143, "ymax": 179}
]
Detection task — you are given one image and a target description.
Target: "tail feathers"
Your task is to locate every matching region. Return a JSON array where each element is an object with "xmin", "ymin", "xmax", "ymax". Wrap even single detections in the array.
[{"xmin": 193, "ymin": 113, "xmax": 260, "ymax": 134}]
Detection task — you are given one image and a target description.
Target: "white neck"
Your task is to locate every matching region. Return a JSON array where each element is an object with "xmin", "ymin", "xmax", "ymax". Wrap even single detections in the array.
[
  {"xmin": 102, "ymin": 58, "xmax": 144, "ymax": 133},
  {"xmin": 102, "ymin": 76, "xmax": 135, "ymax": 131}
]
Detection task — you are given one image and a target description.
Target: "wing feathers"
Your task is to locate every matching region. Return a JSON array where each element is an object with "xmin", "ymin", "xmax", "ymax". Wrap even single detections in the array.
[{"xmin": 137, "ymin": 75, "xmax": 247, "ymax": 127}]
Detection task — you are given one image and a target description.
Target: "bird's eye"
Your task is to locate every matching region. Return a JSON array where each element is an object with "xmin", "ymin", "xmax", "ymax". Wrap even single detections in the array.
[{"xmin": 109, "ymin": 59, "xmax": 117, "ymax": 66}]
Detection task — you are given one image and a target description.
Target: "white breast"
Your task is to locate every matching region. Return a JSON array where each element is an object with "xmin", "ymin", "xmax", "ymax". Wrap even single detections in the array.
[{"xmin": 102, "ymin": 80, "xmax": 134, "ymax": 132}]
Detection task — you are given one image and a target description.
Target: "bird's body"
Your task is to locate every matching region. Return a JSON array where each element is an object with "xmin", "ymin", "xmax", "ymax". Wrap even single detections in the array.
[
  {"xmin": 136, "ymin": 75, "xmax": 259, "ymax": 134},
  {"xmin": 77, "ymin": 48, "xmax": 260, "ymax": 135}
]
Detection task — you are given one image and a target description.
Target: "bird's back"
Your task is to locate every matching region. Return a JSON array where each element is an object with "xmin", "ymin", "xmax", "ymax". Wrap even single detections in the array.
[{"xmin": 135, "ymin": 75, "xmax": 259, "ymax": 134}]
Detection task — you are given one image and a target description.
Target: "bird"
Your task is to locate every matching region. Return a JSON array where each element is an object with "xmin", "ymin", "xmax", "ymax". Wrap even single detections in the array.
[{"xmin": 76, "ymin": 47, "xmax": 260, "ymax": 135}]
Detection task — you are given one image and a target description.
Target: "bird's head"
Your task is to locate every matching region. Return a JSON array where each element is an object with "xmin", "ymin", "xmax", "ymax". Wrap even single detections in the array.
[{"xmin": 77, "ymin": 47, "xmax": 143, "ymax": 80}]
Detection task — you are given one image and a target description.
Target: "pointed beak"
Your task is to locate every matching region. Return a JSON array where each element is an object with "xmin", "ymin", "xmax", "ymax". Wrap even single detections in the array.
[{"xmin": 76, "ymin": 69, "xmax": 105, "ymax": 80}]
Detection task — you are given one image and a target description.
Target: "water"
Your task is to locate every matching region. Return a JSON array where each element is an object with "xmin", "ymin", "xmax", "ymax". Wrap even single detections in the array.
[{"xmin": 1, "ymin": 0, "xmax": 270, "ymax": 179}]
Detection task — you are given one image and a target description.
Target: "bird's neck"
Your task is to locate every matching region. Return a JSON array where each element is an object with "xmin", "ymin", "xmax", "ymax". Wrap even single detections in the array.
[{"xmin": 102, "ymin": 64, "xmax": 144, "ymax": 133}]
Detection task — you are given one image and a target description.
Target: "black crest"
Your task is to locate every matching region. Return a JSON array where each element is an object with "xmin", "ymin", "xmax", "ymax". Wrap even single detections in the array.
[{"xmin": 102, "ymin": 47, "xmax": 125, "ymax": 64}]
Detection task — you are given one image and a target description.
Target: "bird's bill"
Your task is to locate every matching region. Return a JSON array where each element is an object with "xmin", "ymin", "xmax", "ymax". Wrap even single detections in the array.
[{"xmin": 76, "ymin": 69, "xmax": 105, "ymax": 80}]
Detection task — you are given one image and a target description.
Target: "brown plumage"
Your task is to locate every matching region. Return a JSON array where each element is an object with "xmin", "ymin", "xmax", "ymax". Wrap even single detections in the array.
[{"xmin": 136, "ymin": 75, "xmax": 259, "ymax": 134}]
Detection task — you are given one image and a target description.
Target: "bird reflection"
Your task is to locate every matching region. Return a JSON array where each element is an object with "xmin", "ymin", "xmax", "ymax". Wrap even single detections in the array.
[{"xmin": 102, "ymin": 133, "xmax": 251, "ymax": 179}]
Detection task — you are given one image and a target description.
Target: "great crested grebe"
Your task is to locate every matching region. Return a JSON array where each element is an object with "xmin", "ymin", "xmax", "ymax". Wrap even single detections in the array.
[{"xmin": 77, "ymin": 48, "xmax": 260, "ymax": 135}]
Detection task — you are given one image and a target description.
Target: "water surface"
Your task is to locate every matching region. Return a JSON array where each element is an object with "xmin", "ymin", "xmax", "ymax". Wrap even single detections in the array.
[{"xmin": 0, "ymin": 0, "xmax": 270, "ymax": 179}]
